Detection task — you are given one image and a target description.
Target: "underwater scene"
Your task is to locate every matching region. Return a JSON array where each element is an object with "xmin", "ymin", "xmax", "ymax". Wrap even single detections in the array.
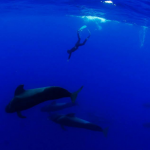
[{"xmin": 0, "ymin": 0, "xmax": 150, "ymax": 150}]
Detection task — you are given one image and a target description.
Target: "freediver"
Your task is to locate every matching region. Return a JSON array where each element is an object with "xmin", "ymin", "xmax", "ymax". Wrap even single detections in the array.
[{"xmin": 67, "ymin": 28, "xmax": 91, "ymax": 61}]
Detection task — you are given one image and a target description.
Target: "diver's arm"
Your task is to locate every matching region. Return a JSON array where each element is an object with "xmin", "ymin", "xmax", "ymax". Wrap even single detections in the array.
[
  {"xmin": 79, "ymin": 39, "xmax": 87, "ymax": 46},
  {"xmin": 79, "ymin": 31, "xmax": 90, "ymax": 46}
]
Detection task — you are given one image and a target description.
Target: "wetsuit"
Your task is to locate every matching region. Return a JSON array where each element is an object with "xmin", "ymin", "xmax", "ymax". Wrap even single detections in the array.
[{"xmin": 67, "ymin": 31, "xmax": 90, "ymax": 60}]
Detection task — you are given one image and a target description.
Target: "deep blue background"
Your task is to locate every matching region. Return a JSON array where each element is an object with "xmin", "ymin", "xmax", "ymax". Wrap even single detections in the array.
[{"xmin": 0, "ymin": 14, "xmax": 150, "ymax": 150}]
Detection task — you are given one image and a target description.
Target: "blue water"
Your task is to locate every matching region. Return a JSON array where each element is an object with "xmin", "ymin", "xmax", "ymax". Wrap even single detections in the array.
[{"xmin": 0, "ymin": 0, "xmax": 150, "ymax": 150}]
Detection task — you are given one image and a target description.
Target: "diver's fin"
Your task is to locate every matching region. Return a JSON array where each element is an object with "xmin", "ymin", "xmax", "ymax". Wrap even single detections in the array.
[
  {"xmin": 51, "ymin": 101, "xmax": 56, "ymax": 105},
  {"xmin": 61, "ymin": 125, "xmax": 67, "ymax": 131},
  {"xmin": 71, "ymin": 86, "xmax": 83, "ymax": 103},
  {"xmin": 15, "ymin": 84, "xmax": 25, "ymax": 96},
  {"xmin": 78, "ymin": 25, "xmax": 87, "ymax": 32},
  {"xmin": 103, "ymin": 127, "xmax": 109, "ymax": 137},
  {"xmin": 17, "ymin": 111, "xmax": 26, "ymax": 119},
  {"xmin": 66, "ymin": 113, "xmax": 75, "ymax": 117}
]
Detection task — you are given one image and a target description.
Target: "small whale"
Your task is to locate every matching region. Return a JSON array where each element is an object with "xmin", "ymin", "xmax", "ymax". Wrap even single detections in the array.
[
  {"xmin": 49, "ymin": 113, "xmax": 108, "ymax": 137},
  {"xmin": 41, "ymin": 101, "xmax": 78, "ymax": 112},
  {"xmin": 87, "ymin": 112, "xmax": 111, "ymax": 125},
  {"xmin": 5, "ymin": 85, "xmax": 83, "ymax": 118},
  {"xmin": 143, "ymin": 103, "xmax": 150, "ymax": 108},
  {"xmin": 143, "ymin": 123, "xmax": 150, "ymax": 128}
]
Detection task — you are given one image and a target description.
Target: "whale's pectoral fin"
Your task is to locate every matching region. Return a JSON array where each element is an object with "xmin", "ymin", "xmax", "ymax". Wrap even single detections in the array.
[
  {"xmin": 15, "ymin": 84, "xmax": 25, "ymax": 96},
  {"xmin": 17, "ymin": 111, "xmax": 26, "ymax": 119},
  {"xmin": 60, "ymin": 125, "xmax": 67, "ymax": 131},
  {"xmin": 103, "ymin": 127, "xmax": 109, "ymax": 137},
  {"xmin": 66, "ymin": 113, "xmax": 75, "ymax": 117}
]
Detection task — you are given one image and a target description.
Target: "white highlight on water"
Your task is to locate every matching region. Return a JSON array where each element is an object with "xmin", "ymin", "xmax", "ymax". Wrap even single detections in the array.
[
  {"xmin": 140, "ymin": 26, "xmax": 148, "ymax": 48},
  {"xmin": 81, "ymin": 16, "xmax": 107, "ymax": 23},
  {"xmin": 95, "ymin": 21, "xmax": 102, "ymax": 30}
]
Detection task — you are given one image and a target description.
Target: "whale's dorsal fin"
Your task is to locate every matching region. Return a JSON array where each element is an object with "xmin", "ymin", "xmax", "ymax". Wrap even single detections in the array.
[
  {"xmin": 17, "ymin": 111, "xmax": 26, "ymax": 118},
  {"xmin": 15, "ymin": 84, "xmax": 25, "ymax": 96},
  {"xmin": 66, "ymin": 113, "xmax": 75, "ymax": 117}
]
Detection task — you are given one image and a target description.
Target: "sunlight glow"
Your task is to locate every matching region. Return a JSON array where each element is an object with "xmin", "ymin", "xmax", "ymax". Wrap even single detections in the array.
[
  {"xmin": 103, "ymin": 1, "xmax": 113, "ymax": 4},
  {"xmin": 101, "ymin": 1, "xmax": 116, "ymax": 6}
]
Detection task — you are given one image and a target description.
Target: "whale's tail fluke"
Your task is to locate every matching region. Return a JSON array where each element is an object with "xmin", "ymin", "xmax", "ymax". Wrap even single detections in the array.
[
  {"xmin": 103, "ymin": 127, "xmax": 109, "ymax": 137},
  {"xmin": 71, "ymin": 86, "xmax": 83, "ymax": 103}
]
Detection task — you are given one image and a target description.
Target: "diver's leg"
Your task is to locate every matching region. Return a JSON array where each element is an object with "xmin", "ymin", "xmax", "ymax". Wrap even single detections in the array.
[
  {"xmin": 77, "ymin": 30, "xmax": 80, "ymax": 39},
  {"xmin": 68, "ymin": 53, "xmax": 72, "ymax": 61},
  {"xmin": 75, "ymin": 31, "xmax": 81, "ymax": 46}
]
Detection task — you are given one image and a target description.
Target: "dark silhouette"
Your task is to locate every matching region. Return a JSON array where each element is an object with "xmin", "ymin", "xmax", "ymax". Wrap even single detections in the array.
[
  {"xmin": 67, "ymin": 30, "xmax": 90, "ymax": 60},
  {"xmin": 5, "ymin": 84, "xmax": 83, "ymax": 118}
]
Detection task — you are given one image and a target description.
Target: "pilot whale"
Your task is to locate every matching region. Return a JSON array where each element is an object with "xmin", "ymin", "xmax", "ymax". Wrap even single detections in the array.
[
  {"xmin": 5, "ymin": 84, "xmax": 83, "ymax": 118},
  {"xmin": 41, "ymin": 101, "xmax": 77, "ymax": 112},
  {"xmin": 49, "ymin": 113, "xmax": 108, "ymax": 137}
]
